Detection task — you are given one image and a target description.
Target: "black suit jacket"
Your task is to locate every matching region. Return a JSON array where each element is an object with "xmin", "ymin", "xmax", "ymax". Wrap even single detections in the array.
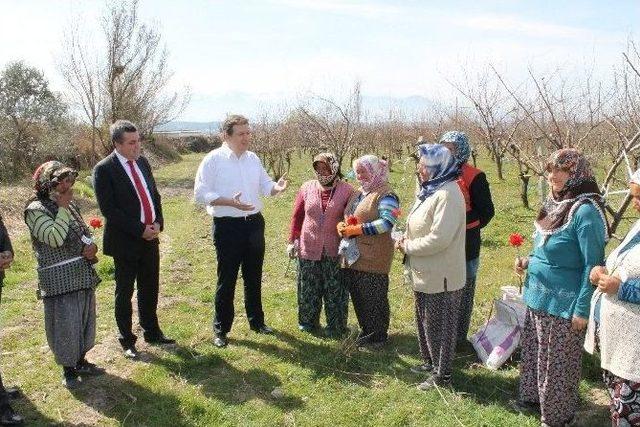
[
  {"xmin": 93, "ymin": 153, "xmax": 163, "ymax": 258},
  {"xmin": 0, "ymin": 215, "xmax": 13, "ymax": 282}
]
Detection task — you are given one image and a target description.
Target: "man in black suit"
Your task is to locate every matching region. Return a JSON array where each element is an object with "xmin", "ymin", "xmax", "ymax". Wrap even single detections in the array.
[{"xmin": 93, "ymin": 120, "xmax": 174, "ymax": 359}]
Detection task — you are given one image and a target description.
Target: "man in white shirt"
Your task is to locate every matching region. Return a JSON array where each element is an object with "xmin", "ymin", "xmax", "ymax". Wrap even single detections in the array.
[{"xmin": 194, "ymin": 114, "xmax": 288, "ymax": 347}]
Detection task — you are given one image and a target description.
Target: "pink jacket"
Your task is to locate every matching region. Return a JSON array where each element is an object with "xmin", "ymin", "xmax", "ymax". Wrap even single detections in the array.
[{"xmin": 289, "ymin": 180, "xmax": 353, "ymax": 260}]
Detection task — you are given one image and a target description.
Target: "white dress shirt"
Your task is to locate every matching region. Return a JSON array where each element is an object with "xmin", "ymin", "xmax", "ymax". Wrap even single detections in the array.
[
  {"xmin": 114, "ymin": 150, "xmax": 157, "ymax": 223},
  {"xmin": 193, "ymin": 143, "xmax": 275, "ymax": 217}
]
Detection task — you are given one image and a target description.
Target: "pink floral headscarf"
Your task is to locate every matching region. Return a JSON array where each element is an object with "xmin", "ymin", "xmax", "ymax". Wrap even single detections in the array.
[{"xmin": 353, "ymin": 155, "xmax": 389, "ymax": 193}]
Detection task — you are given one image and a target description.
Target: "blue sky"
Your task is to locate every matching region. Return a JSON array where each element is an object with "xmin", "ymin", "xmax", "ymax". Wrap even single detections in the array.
[{"xmin": 0, "ymin": 0, "xmax": 637, "ymax": 120}]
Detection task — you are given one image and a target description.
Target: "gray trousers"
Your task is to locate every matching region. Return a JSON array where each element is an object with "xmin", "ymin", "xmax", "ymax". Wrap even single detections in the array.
[{"xmin": 44, "ymin": 288, "xmax": 96, "ymax": 367}]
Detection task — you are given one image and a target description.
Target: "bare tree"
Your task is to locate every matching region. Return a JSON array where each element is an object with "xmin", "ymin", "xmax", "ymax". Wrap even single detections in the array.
[
  {"xmin": 252, "ymin": 108, "xmax": 296, "ymax": 180},
  {"xmin": 295, "ymin": 81, "xmax": 363, "ymax": 170},
  {"xmin": 59, "ymin": 0, "xmax": 189, "ymax": 159}
]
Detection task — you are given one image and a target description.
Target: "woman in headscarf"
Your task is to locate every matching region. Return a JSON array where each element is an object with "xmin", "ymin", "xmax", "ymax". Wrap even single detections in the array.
[
  {"xmin": 514, "ymin": 148, "xmax": 608, "ymax": 427},
  {"xmin": 439, "ymin": 131, "xmax": 495, "ymax": 346},
  {"xmin": 287, "ymin": 153, "xmax": 354, "ymax": 337},
  {"xmin": 24, "ymin": 161, "xmax": 103, "ymax": 389},
  {"xmin": 0, "ymin": 214, "xmax": 23, "ymax": 425},
  {"xmin": 584, "ymin": 169, "xmax": 640, "ymax": 427},
  {"xmin": 396, "ymin": 144, "xmax": 466, "ymax": 390},
  {"xmin": 337, "ymin": 155, "xmax": 400, "ymax": 349}
]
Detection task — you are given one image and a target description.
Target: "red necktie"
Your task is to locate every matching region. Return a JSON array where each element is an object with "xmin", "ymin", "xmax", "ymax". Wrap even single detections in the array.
[{"xmin": 127, "ymin": 160, "xmax": 153, "ymax": 225}]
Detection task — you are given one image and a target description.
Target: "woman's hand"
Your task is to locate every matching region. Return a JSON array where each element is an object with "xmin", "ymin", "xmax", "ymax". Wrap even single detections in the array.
[
  {"xmin": 589, "ymin": 266, "xmax": 607, "ymax": 286},
  {"xmin": 514, "ymin": 256, "xmax": 529, "ymax": 276},
  {"xmin": 571, "ymin": 316, "xmax": 588, "ymax": 332},
  {"xmin": 336, "ymin": 222, "xmax": 346, "ymax": 237},
  {"xmin": 597, "ymin": 274, "xmax": 622, "ymax": 295},
  {"xmin": 286, "ymin": 240, "xmax": 299, "ymax": 259},
  {"xmin": 53, "ymin": 188, "xmax": 73, "ymax": 208},
  {"xmin": 394, "ymin": 237, "xmax": 405, "ymax": 253},
  {"xmin": 0, "ymin": 251, "xmax": 13, "ymax": 270},
  {"xmin": 82, "ymin": 243, "xmax": 98, "ymax": 260}
]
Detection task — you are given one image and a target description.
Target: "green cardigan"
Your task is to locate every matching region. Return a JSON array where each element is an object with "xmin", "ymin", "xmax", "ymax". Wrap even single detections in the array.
[{"xmin": 524, "ymin": 202, "xmax": 606, "ymax": 320}]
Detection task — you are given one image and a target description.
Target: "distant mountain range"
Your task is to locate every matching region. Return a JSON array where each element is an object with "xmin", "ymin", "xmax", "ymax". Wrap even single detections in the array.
[{"xmin": 164, "ymin": 93, "xmax": 439, "ymax": 130}]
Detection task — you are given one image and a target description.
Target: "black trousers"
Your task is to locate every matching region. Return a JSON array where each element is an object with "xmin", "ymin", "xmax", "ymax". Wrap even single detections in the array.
[
  {"xmin": 113, "ymin": 240, "xmax": 162, "ymax": 348},
  {"xmin": 213, "ymin": 213, "xmax": 266, "ymax": 335}
]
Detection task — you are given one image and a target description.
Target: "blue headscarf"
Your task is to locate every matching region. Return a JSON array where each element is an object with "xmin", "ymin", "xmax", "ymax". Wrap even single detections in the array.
[
  {"xmin": 417, "ymin": 144, "xmax": 460, "ymax": 200},
  {"xmin": 439, "ymin": 131, "xmax": 471, "ymax": 166}
]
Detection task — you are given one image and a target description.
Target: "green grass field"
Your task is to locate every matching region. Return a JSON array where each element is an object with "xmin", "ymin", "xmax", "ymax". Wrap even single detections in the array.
[{"xmin": 0, "ymin": 152, "xmax": 616, "ymax": 426}]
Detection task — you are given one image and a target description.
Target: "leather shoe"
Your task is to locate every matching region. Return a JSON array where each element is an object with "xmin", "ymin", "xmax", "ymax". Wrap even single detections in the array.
[
  {"xmin": 76, "ymin": 360, "xmax": 105, "ymax": 376},
  {"xmin": 213, "ymin": 334, "xmax": 228, "ymax": 348},
  {"xmin": 123, "ymin": 347, "xmax": 139, "ymax": 359},
  {"xmin": 62, "ymin": 373, "xmax": 82, "ymax": 390},
  {"xmin": 0, "ymin": 404, "xmax": 24, "ymax": 425},
  {"xmin": 4, "ymin": 387, "xmax": 22, "ymax": 400},
  {"xmin": 145, "ymin": 335, "xmax": 176, "ymax": 345},
  {"xmin": 250, "ymin": 325, "xmax": 274, "ymax": 334}
]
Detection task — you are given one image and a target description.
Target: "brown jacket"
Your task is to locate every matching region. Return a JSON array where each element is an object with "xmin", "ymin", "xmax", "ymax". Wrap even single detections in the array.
[{"xmin": 342, "ymin": 184, "xmax": 395, "ymax": 275}]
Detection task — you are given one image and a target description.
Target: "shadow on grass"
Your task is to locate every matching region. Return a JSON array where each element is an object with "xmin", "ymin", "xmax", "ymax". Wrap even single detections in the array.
[
  {"xmin": 69, "ymin": 371, "xmax": 199, "ymax": 427},
  {"xmin": 146, "ymin": 344, "xmax": 305, "ymax": 410},
  {"xmin": 231, "ymin": 330, "xmax": 424, "ymax": 387},
  {"xmin": 13, "ymin": 393, "xmax": 58, "ymax": 425}
]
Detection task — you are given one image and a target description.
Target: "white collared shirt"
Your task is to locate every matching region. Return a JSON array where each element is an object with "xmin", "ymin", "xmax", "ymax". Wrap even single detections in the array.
[
  {"xmin": 193, "ymin": 143, "xmax": 275, "ymax": 217},
  {"xmin": 114, "ymin": 150, "xmax": 157, "ymax": 223}
]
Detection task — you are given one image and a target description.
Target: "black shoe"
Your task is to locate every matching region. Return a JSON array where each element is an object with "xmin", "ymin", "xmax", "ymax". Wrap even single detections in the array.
[
  {"xmin": 62, "ymin": 368, "xmax": 82, "ymax": 389},
  {"xmin": 410, "ymin": 363, "xmax": 434, "ymax": 374},
  {"xmin": 298, "ymin": 324, "xmax": 316, "ymax": 333},
  {"xmin": 250, "ymin": 325, "xmax": 274, "ymax": 334},
  {"xmin": 4, "ymin": 387, "xmax": 22, "ymax": 400},
  {"xmin": 145, "ymin": 335, "xmax": 176, "ymax": 345},
  {"xmin": 510, "ymin": 399, "xmax": 540, "ymax": 414},
  {"xmin": 213, "ymin": 334, "xmax": 228, "ymax": 348},
  {"xmin": 123, "ymin": 346, "xmax": 139, "ymax": 359},
  {"xmin": 76, "ymin": 360, "xmax": 106, "ymax": 376},
  {"xmin": 0, "ymin": 405, "xmax": 24, "ymax": 425}
]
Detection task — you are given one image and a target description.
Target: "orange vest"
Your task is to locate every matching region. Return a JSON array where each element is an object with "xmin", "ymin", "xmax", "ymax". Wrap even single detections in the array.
[{"xmin": 456, "ymin": 163, "xmax": 481, "ymax": 230}]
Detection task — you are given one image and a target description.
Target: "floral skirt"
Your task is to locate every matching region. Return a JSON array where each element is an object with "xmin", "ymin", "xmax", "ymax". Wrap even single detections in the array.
[
  {"xmin": 603, "ymin": 370, "xmax": 640, "ymax": 426},
  {"xmin": 518, "ymin": 307, "xmax": 584, "ymax": 426}
]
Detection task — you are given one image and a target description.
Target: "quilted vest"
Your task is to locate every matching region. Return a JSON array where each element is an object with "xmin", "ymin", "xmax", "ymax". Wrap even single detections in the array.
[
  {"xmin": 25, "ymin": 200, "xmax": 100, "ymax": 298},
  {"xmin": 342, "ymin": 184, "xmax": 395, "ymax": 275}
]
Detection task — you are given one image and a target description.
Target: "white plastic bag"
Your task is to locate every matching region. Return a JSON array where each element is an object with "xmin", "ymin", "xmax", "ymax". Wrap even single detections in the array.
[{"xmin": 470, "ymin": 288, "xmax": 526, "ymax": 370}]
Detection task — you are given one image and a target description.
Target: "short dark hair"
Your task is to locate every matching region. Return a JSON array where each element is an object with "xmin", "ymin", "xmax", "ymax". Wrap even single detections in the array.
[
  {"xmin": 222, "ymin": 114, "xmax": 249, "ymax": 136},
  {"xmin": 110, "ymin": 120, "xmax": 138, "ymax": 145}
]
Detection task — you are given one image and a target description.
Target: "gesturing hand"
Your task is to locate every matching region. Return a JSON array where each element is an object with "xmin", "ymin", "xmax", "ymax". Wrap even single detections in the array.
[
  {"xmin": 231, "ymin": 192, "xmax": 255, "ymax": 211},
  {"xmin": 274, "ymin": 173, "xmax": 288, "ymax": 193}
]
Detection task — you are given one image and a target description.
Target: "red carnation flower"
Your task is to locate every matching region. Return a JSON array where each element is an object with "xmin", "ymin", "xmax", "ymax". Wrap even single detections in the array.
[
  {"xmin": 391, "ymin": 208, "xmax": 402, "ymax": 218},
  {"xmin": 89, "ymin": 217, "xmax": 103, "ymax": 229},
  {"xmin": 508, "ymin": 233, "xmax": 524, "ymax": 247},
  {"xmin": 346, "ymin": 215, "xmax": 359, "ymax": 226}
]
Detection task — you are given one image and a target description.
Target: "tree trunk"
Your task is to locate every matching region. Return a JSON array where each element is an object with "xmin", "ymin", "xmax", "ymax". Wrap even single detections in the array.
[{"xmin": 519, "ymin": 173, "xmax": 531, "ymax": 209}]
